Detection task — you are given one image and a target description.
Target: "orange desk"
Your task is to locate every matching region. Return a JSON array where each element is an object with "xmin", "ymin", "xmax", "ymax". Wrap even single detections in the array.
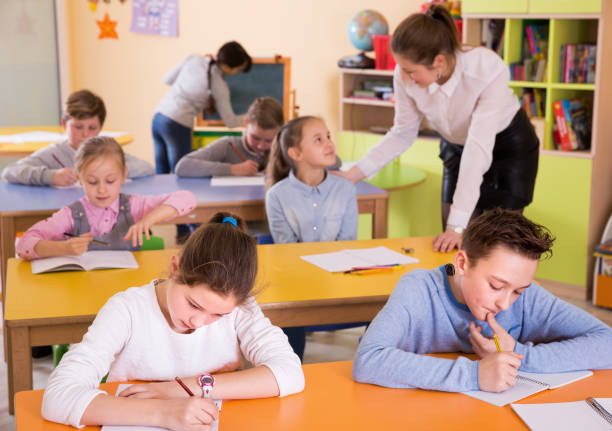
[
  {"xmin": 4, "ymin": 237, "xmax": 451, "ymax": 413},
  {"xmin": 0, "ymin": 126, "xmax": 133, "ymax": 157},
  {"xmin": 15, "ymin": 360, "xmax": 612, "ymax": 430}
]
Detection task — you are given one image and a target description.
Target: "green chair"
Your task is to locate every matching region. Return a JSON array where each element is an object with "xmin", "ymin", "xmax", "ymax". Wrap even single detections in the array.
[{"xmin": 52, "ymin": 235, "xmax": 165, "ymax": 368}]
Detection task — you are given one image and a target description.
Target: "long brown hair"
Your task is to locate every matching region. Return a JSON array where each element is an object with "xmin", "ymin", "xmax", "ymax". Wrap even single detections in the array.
[
  {"xmin": 265, "ymin": 115, "xmax": 318, "ymax": 190},
  {"xmin": 391, "ymin": 5, "xmax": 462, "ymax": 66},
  {"xmin": 173, "ymin": 212, "xmax": 257, "ymax": 304}
]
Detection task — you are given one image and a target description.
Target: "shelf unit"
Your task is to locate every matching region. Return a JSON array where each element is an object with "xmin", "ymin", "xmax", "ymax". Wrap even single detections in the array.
[
  {"xmin": 339, "ymin": 68, "xmax": 395, "ymax": 134},
  {"xmin": 463, "ymin": 0, "xmax": 612, "ymax": 299}
]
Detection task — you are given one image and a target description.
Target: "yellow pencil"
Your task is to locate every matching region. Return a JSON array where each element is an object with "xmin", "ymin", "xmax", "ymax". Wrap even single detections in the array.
[{"xmin": 493, "ymin": 334, "xmax": 502, "ymax": 352}]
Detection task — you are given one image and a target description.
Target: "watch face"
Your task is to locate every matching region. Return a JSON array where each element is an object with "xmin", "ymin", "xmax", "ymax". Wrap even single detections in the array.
[{"xmin": 201, "ymin": 376, "xmax": 214, "ymax": 385}]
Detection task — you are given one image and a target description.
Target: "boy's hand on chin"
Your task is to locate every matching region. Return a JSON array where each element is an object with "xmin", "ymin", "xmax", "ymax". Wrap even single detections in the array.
[{"xmin": 469, "ymin": 313, "xmax": 516, "ymax": 359}]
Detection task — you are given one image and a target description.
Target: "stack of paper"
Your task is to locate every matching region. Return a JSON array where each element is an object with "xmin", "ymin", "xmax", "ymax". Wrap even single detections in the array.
[{"xmin": 300, "ymin": 246, "xmax": 419, "ymax": 273}]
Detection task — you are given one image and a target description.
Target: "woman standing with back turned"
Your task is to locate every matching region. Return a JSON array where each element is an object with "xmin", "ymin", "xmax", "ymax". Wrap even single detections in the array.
[{"xmin": 337, "ymin": 6, "xmax": 539, "ymax": 252}]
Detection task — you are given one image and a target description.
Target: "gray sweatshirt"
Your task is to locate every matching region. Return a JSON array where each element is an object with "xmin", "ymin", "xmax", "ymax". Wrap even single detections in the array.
[
  {"xmin": 155, "ymin": 55, "xmax": 245, "ymax": 129},
  {"xmin": 175, "ymin": 136, "xmax": 344, "ymax": 178},
  {"xmin": 1, "ymin": 140, "xmax": 155, "ymax": 185}
]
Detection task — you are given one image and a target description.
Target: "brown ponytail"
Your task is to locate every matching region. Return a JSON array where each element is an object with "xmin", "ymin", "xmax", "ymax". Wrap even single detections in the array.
[
  {"xmin": 265, "ymin": 116, "xmax": 317, "ymax": 190},
  {"xmin": 391, "ymin": 5, "xmax": 461, "ymax": 65}
]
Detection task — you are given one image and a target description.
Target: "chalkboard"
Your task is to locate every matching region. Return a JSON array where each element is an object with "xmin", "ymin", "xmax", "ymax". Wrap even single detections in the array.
[{"xmin": 197, "ymin": 57, "xmax": 291, "ymax": 126}]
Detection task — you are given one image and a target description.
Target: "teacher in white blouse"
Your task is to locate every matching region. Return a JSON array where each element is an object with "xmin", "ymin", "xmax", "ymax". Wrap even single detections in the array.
[{"xmin": 337, "ymin": 6, "xmax": 539, "ymax": 252}]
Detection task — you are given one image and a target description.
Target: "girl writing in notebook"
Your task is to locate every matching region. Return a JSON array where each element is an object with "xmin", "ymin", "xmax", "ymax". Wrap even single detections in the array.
[
  {"xmin": 42, "ymin": 213, "xmax": 305, "ymax": 429},
  {"xmin": 336, "ymin": 5, "xmax": 540, "ymax": 253},
  {"xmin": 353, "ymin": 209, "xmax": 612, "ymax": 393},
  {"xmin": 17, "ymin": 136, "xmax": 196, "ymax": 260},
  {"xmin": 265, "ymin": 116, "xmax": 358, "ymax": 360}
]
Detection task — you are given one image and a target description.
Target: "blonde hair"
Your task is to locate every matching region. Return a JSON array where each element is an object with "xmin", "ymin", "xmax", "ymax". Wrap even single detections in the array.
[
  {"xmin": 247, "ymin": 97, "xmax": 284, "ymax": 130},
  {"xmin": 265, "ymin": 116, "xmax": 318, "ymax": 190},
  {"xmin": 75, "ymin": 136, "xmax": 126, "ymax": 174}
]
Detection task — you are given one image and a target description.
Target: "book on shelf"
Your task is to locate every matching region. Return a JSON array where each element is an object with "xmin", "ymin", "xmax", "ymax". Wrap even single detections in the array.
[
  {"xmin": 560, "ymin": 43, "xmax": 596, "ymax": 83},
  {"xmin": 520, "ymin": 88, "xmax": 545, "ymax": 118},
  {"xmin": 509, "ymin": 23, "xmax": 548, "ymax": 82},
  {"xmin": 552, "ymin": 98, "xmax": 591, "ymax": 151},
  {"xmin": 352, "ymin": 80, "xmax": 394, "ymax": 101}
]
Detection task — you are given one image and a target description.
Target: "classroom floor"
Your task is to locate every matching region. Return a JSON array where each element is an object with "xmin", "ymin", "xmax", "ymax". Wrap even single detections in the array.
[{"xmin": 0, "ymin": 225, "xmax": 610, "ymax": 431}]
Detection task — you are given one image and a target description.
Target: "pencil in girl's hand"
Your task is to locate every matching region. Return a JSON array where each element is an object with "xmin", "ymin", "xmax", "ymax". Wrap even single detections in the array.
[
  {"xmin": 175, "ymin": 376, "xmax": 194, "ymax": 396},
  {"xmin": 52, "ymin": 153, "xmax": 66, "ymax": 168},
  {"xmin": 63, "ymin": 232, "xmax": 110, "ymax": 247},
  {"xmin": 230, "ymin": 143, "xmax": 247, "ymax": 162}
]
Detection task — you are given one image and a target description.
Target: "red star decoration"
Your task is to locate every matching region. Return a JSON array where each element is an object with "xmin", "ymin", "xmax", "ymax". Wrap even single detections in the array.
[{"xmin": 97, "ymin": 13, "xmax": 118, "ymax": 39}]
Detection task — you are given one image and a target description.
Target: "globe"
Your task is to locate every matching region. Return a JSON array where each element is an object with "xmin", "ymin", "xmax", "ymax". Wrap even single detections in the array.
[{"xmin": 347, "ymin": 10, "xmax": 389, "ymax": 52}]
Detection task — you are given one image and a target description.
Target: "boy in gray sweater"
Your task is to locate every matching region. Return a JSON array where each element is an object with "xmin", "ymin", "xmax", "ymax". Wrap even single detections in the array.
[
  {"xmin": 175, "ymin": 97, "xmax": 283, "ymax": 177},
  {"xmin": 2, "ymin": 89, "xmax": 153, "ymax": 186}
]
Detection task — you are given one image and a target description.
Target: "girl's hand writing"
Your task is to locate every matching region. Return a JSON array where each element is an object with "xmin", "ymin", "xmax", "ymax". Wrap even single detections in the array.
[
  {"xmin": 119, "ymin": 381, "xmax": 185, "ymax": 400},
  {"xmin": 63, "ymin": 232, "xmax": 92, "ymax": 255},
  {"xmin": 230, "ymin": 160, "xmax": 259, "ymax": 176},
  {"xmin": 160, "ymin": 397, "xmax": 218, "ymax": 431},
  {"xmin": 478, "ymin": 351, "xmax": 523, "ymax": 392},
  {"xmin": 433, "ymin": 227, "xmax": 462, "ymax": 253},
  {"xmin": 51, "ymin": 168, "xmax": 78, "ymax": 187},
  {"xmin": 469, "ymin": 313, "xmax": 517, "ymax": 359}
]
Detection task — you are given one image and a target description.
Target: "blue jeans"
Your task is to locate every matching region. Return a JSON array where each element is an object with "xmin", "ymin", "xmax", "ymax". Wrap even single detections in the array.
[{"xmin": 152, "ymin": 112, "xmax": 192, "ymax": 174}]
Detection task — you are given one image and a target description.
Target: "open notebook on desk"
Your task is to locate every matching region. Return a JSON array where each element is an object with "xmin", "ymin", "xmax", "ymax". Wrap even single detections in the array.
[
  {"xmin": 463, "ymin": 369, "xmax": 593, "ymax": 406},
  {"xmin": 31, "ymin": 250, "xmax": 138, "ymax": 274},
  {"xmin": 511, "ymin": 398, "xmax": 612, "ymax": 430},
  {"xmin": 300, "ymin": 246, "xmax": 419, "ymax": 273},
  {"xmin": 101, "ymin": 385, "xmax": 221, "ymax": 431}
]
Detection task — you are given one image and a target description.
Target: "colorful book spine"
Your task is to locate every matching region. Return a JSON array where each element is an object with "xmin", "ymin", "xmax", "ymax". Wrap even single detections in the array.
[{"xmin": 552, "ymin": 101, "xmax": 572, "ymax": 151}]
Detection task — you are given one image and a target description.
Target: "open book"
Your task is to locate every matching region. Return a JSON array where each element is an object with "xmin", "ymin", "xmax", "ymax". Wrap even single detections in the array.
[
  {"xmin": 511, "ymin": 398, "xmax": 612, "ymax": 430},
  {"xmin": 463, "ymin": 370, "xmax": 593, "ymax": 406},
  {"xmin": 31, "ymin": 251, "xmax": 138, "ymax": 274},
  {"xmin": 300, "ymin": 246, "xmax": 419, "ymax": 273},
  {"xmin": 101, "ymin": 384, "xmax": 221, "ymax": 431}
]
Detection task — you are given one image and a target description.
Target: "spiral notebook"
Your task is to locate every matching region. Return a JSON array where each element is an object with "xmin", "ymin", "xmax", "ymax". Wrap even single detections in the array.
[
  {"xmin": 511, "ymin": 398, "xmax": 612, "ymax": 430},
  {"xmin": 101, "ymin": 384, "xmax": 221, "ymax": 431},
  {"xmin": 462, "ymin": 369, "xmax": 593, "ymax": 406}
]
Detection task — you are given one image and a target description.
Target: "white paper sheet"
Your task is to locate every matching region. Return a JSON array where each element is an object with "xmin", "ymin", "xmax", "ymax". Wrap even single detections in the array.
[
  {"xmin": 511, "ymin": 398, "xmax": 612, "ymax": 431},
  {"xmin": 210, "ymin": 175, "xmax": 265, "ymax": 186},
  {"xmin": 300, "ymin": 246, "xmax": 419, "ymax": 273}
]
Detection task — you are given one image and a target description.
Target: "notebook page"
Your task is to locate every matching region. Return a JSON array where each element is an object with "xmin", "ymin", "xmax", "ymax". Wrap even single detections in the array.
[
  {"xmin": 81, "ymin": 251, "xmax": 139, "ymax": 271},
  {"xmin": 521, "ymin": 370, "xmax": 593, "ymax": 389},
  {"xmin": 511, "ymin": 400, "xmax": 611, "ymax": 431},
  {"xmin": 462, "ymin": 376, "xmax": 547, "ymax": 406},
  {"xmin": 300, "ymin": 247, "xmax": 419, "ymax": 273},
  {"xmin": 31, "ymin": 255, "xmax": 84, "ymax": 274},
  {"xmin": 210, "ymin": 175, "xmax": 265, "ymax": 186},
  {"xmin": 102, "ymin": 385, "xmax": 220, "ymax": 431}
]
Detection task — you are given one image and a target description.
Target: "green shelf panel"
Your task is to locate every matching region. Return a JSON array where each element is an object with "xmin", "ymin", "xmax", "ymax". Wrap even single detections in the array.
[
  {"xmin": 509, "ymin": 81, "xmax": 548, "ymax": 88},
  {"xmin": 549, "ymin": 83, "xmax": 595, "ymax": 90},
  {"xmin": 504, "ymin": 19, "xmax": 526, "ymax": 65},
  {"xmin": 463, "ymin": 0, "xmax": 528, "ymax": 14},
  {"xmin": 529, "ymin": 0, "xmax": 600, "ymax": 15}
]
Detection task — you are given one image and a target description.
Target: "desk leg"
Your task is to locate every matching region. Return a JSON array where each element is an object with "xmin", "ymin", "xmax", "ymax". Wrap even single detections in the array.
[
  {"xmin": 372, "ymin": 197, "xmax": 388, "ymax": 239},
  {"xmin": 7, "ymin": 326, "xmax": 31, "ymax": 415},
  {"xmin": 1, "ymin": 216, "xmax": 16, "ymax": 363}
]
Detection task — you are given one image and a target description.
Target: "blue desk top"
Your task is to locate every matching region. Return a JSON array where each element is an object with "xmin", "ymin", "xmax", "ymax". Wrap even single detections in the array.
[{"xmin": 0, "ymin": 174, "xmax": 387, "ymax": 213}]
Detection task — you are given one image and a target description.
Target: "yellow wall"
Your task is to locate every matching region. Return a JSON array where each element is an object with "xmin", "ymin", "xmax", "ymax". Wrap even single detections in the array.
[{"xmin": 64, "ymin": 1, "xmax": 421, "ymax": 164}]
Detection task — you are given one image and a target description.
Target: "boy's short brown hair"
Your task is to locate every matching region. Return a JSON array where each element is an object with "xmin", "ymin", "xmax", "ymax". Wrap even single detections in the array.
[
  {"xmin": 246, "ymin": 97, "xmax": 284, "ymax": 130},
  {"xmin": 63, "ymin": 89, "xmax": 107, "ymax": 126},
  {"xmin": 461, "ymin": 208, "xmax": 555, "ymax": 264}
]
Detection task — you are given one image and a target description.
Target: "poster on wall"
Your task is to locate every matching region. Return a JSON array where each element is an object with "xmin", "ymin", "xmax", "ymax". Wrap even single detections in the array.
[{"xmin": 130, "ymin": 0, "xmax": 178, "ymax": 37}]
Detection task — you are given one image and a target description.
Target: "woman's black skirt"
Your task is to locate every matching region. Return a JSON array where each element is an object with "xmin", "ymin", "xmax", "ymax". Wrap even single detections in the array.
[{"xmin": 439, "ymin": 108, "xmax": 539, "ymax": 210}]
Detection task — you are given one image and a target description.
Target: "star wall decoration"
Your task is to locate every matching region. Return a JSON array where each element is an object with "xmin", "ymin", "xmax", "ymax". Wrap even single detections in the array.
[{"xmin": 97, "ymin": 12, "xmax": 118, "ymax": 39}]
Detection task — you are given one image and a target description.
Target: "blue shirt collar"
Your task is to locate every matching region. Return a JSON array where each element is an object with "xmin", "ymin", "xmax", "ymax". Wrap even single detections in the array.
[{"xmin": 288, "ymin": 169, "xmax": 333, "ymax": 195}]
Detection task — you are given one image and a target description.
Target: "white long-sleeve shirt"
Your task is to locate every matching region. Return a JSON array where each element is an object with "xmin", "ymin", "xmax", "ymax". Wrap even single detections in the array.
[
  {"xmin": 356, "ymin": 47, "xmax": 520, "ymax": 229},
  {"xmin": 42, "ymin": 282, "xmax": 305, "ymax": 428}
]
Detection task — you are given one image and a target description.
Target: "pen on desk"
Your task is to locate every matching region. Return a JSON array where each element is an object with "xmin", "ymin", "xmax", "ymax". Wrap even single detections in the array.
[
  {"xmin": 344, "ymin": 264, "xmax": 400, "ymax": 273},
  {"xmin": 63, "ymin": 232, "xmax": 110, "ymax": 247},
  {"xmin": 174, "ymin": 376, "xmax": 195, "ymax": 396},
  {"xmin": 493, "ymin": 334, "xmax": 502, "ymax": 353},
  {"xmin": 51, "ymin": 153, "xmax": 65, "ymax": 168},
  {"xmin": 401, "ymin": 247, "xmax": 414, "ymax": 254},
  {"xmin": 348, "ymin": 266, "xmax": 403, "ymax": 276},
  {"xmin": 230, "ymin": 143, "xmax": 247, "ymax": 162}
]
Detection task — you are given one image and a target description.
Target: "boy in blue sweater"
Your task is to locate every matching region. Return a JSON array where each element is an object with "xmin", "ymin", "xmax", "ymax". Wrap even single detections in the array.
[{"xmin": 353, "ymin": 209, "xmax": 612, "ymax": 393}]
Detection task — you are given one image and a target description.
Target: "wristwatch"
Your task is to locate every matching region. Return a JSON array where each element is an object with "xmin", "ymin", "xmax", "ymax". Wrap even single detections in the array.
[
  {"xmin": 198, "ymin": 374, "xmax": 215, "ymax": 398},
  {"xmin": 448, "ymin": 225, "xmax": 465, "ymax": 234}
]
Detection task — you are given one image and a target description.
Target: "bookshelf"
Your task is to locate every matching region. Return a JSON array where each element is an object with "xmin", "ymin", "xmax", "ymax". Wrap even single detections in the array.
[
  {"xmin": 463, "ymin": 0, "xmax": 612, "ymax": 299},
  {"xmin": 339, "ymin": 68, "xmax": 395, "ymax": 134}
]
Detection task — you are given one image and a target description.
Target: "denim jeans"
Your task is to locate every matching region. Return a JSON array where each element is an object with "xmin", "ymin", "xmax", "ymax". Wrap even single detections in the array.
[{"xmin": 152, "ymin": 112, "xmax": 192, "ymax": 174}]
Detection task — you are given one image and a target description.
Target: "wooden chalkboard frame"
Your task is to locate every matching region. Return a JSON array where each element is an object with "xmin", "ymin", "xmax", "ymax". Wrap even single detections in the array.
[{"xmin": 195, "ymin": 56, "xmax": 291, "ymax": 127}]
